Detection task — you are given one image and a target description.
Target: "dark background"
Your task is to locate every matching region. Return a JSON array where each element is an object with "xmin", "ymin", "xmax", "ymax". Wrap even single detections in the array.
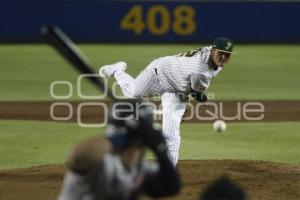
[{"xmin": 0, "ymin": 0, "xmax": 299, "ymax": 43}]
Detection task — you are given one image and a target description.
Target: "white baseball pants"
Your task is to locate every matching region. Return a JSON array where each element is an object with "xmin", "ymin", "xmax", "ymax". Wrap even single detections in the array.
[{"xmin": 114, "ymin": 62, "xmax": 187, "ymax": 165}]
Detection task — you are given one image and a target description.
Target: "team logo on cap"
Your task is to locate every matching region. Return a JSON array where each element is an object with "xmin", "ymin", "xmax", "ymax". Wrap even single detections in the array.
[{"xmin": 225, "ymin": 42, "xmax": 232, "ymax": 50}]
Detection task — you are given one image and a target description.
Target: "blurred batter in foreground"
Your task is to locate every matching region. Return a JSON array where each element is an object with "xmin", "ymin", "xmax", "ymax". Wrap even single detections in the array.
[{"xmin": 58, "ymin": 100, "xmax": 181, "ymax": 200}]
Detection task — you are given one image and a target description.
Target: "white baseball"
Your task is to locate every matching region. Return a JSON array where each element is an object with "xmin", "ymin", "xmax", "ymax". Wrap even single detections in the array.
[{"xmin": 213, "ymin": 120, "xmax": 226, "ymax": 132}]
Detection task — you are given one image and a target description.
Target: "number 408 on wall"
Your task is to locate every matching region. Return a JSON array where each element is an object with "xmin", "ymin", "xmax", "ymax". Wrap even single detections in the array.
[{"xmin": 120, "ymin": 5, "xmax": 196, "ymax": 36}]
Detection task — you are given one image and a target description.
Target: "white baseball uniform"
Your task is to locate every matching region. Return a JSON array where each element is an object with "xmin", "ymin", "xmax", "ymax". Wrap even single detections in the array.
[{"xmin": 114, "ymin": 46, "xmax": 223, "ymax": 165}]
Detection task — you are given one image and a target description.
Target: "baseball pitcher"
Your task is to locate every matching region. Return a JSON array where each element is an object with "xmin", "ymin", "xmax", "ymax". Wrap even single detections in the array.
[{"xmin": 99, "ymin": 37, "xmax": 235, "ymax": 165}]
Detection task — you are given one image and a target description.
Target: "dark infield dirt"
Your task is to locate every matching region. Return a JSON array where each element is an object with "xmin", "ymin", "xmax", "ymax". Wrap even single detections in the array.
[
  {"xmin": 1, "ymin": 100, "xmax": 300, "ymax": 122},
  {"xmin": 0, "ymin": 101, "xmax": 300, "ymax": 200},
  {"xmin": 0, "ymin": 160, "xmax": 300, "ymax": 200}
]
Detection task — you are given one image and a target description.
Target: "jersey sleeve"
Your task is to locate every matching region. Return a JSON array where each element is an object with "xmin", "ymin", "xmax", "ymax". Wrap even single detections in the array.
[
  {"xmin": 57, "ymin": 171, "xmax": 95, "ymax": 200},
  {"xmin": 189, "ymin": 73, "xmax": 212, "ymax": 93}
]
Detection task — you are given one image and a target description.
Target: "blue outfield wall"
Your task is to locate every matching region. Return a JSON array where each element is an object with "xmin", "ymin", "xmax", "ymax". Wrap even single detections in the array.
[{"xmin": 0, "ymin": 1, "xmax": 299, "ymax": 43}]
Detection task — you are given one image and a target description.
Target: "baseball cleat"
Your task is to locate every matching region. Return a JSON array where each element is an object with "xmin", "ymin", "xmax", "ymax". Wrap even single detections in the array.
[{"xmin": 99, "ymin": 61, "xmax": 127, "ymax": 78}]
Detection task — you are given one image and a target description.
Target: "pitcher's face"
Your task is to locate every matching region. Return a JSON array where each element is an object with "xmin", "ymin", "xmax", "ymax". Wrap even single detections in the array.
[{"xmin": 211, "ymin": 49, "xmax": 231, "ymax": 67}]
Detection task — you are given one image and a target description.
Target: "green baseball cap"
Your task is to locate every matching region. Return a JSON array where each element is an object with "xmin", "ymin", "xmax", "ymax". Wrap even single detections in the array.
[{"xmin": 212, "ymin": 37, "xmax": 235, "ymax": 54}]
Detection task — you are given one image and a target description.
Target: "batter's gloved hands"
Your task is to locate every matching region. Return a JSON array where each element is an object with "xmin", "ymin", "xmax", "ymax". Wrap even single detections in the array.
[
  {"xmin": 144, "ymin": 123, "xmax": 168, "ymax": 155},
  {"xmin": 138, "ymin": 111, "xmax": 168, "ymax": 155}
]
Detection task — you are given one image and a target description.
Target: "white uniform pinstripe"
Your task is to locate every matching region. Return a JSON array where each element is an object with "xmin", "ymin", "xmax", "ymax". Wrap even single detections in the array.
[
  {"xmin": 113, "ymin": 46, "xmax": 222, "ymax": 165},
  {"xmin": 115, "ymin": 59, "xmax": 163, "ymax": 98}
]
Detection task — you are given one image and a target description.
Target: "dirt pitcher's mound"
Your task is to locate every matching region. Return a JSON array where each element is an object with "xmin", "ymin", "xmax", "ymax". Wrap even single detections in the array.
[
  {"xmin": 1, "ymin": 101, "xmax": 300, "ymax": 122},
  {"xmin": 0, "ymin": 160, "xmax": 300, "ymax": 200}
]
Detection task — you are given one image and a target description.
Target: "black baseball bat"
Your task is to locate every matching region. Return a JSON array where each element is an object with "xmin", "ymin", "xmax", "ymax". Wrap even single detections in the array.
[{"xmin": 41, "ymin": 25, "xmax": 116, "ymax": 100}]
